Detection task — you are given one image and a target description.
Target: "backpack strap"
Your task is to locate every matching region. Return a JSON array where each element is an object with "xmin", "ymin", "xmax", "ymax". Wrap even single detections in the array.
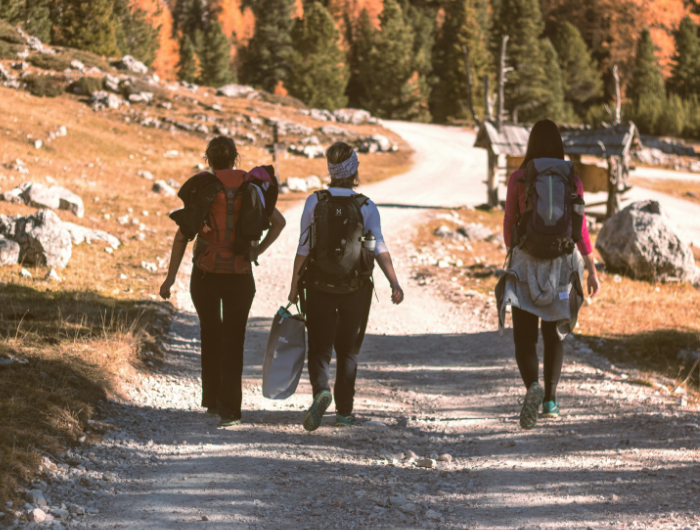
[
  {"xmin": 352, "ymin": 193, "xmax": 370, "ymax": 208},
  {"xmin": 225, "ymin": 187, "xmax": 236, "ymax": 241},
  {"xmin": 315, "ymin": 189, "xmax": 332, "ymax": 202}
]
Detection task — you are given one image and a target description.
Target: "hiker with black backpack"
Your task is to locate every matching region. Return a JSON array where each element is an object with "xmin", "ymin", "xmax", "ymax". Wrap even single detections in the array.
[
  {"xmin": 495, "ymin": 120, "xmax": 600, "ymax": 430},
  {"xmin": 288, "ymin": 141, "xmax": 404, "ymax": 431},
  {"xmin": 160, "ymin": 136, "xmax": 286, "ymax": 427}
]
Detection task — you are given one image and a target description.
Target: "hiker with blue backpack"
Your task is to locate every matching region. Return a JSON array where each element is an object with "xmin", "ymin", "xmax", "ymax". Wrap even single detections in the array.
[
  {"xmin": 288, "ymin": 141, "xmax": 404, "ymax": 431},
  {"xmin": 496, "ymin": 120, "xmax": 600, "ymax": 430},
  {"xmin": 160, "ymin": 136, "xmax": 286, "ymax": 427}
]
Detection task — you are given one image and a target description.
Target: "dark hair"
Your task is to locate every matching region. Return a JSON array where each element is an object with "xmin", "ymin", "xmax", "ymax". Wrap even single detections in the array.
[
  {"xmin": 326, "ymin": 141, "xmax": 359, "ymax": 189},
  {"xmin": 204, "ymin": 136, "xmax": 239, "ymax": 170},
  {"xmin": 521, "ymin": 119, "xmax": 565, "ymax": 169}
]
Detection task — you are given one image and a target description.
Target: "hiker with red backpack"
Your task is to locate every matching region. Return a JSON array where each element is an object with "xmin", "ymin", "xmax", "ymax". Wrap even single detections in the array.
[
  {"xmin": 160, "ymin": 136, "xmax": 286, "ymax": 427},
  {"xmin": 496, "ymin": 120, "xmax": 601, "ymax": 430},
  {"xmin": 288, "ymin": 141, "xmax": 404, "ymax": 431}
]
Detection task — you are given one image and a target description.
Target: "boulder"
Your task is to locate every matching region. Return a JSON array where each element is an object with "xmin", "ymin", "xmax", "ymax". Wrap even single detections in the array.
[
  {"xmin": 0, "ymin": 237, "xmax": 20, "ymax": 266},
  {"xmin": 14, "ymin": 210, "xmax": 72, "ymax": 268},
  {"xmin": 319, "ymin": 125, "xmax": 354, "ymax": 138},
  {"xmin": 152, "ymin": 180, "xmax": 176, "ymax": 196},
  {"xmin": 19, "ymin": 182, "xmax": 85, "ymax": 218},
  {"xmin": 111, "ymin": 55, "xmax": 148, "ymax": 74},
  {"xmin": 305, "ymin": 175, "xmax": 323, "ymax": 189},
  {"xmin": 128, "ymin": 92, "xmax": 154, "ymax": 104},
  {"xmin": 26, "ymin": 490, "xmax": 47, "ymax": 507},
  {"xmin": 596, "ymin": 200, "xmax": 699, "ymax": 283},
  {"xmin": 457, "ymin": 223, "xmax": 493, "ymax": 241},
  {"xmin": 90, "ymin": 91, "xmax": 123, "ymax": 109},
  {"xmin": 267, "ymin": 118, "xmax": 314, "ymax": 136},
  {"xmin": 217, "ymin": 84, "xmax": 256, "ymax": 98},
  {"xmin": 288, "ymin": 143, "xmax": 325, "ymax": 159},
  {"xmin": 333, "ymin": 108, "xmax": 371, "ymax": 125},
  {"xmin": 357, "ymin": 134, "xmax": 394, "ymax": 153},
  {"xmin": 309, "ymin": 108, "xmax": 336, "ymax": 122},
  {"xmin": 63, "ymin": 222, "xmax": 120, "ymax": 249},
  {"xmin": 286, "ymin": 177, "xmax": 308, "ymax": 193},
  {"xmin": 0, "ymin": 215, "xmax": 18, "ymax": 238},
  {"xmin": 103, "ymin": 74, "xmax": 120, "ymax": 93}
]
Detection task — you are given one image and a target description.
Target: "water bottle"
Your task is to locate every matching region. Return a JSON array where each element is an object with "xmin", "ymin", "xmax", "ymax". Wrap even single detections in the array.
[
  {"xmin": 571, "ymin": 195, "xmax": 585, "ymax": 243},
  {"xmin": 362, "ymin": 230, "xmax": 376, "ymax": 252}
]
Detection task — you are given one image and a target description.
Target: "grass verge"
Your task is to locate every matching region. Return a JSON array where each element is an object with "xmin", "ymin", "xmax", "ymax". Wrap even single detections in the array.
[{"xmin": 629, "ymin": 176, "xmax": 700, "ymax": 205}]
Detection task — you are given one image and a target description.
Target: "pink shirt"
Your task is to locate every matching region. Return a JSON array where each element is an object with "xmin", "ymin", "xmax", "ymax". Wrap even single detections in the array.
[{"xmin": 503, "ymin": 168, "xmax": 592, "ymax": 256}]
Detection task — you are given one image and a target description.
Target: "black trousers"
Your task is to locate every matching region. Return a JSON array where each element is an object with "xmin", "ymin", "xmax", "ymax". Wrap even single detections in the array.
[
  {"xmin": 190, "ymin": 266, "xmax": 256, "ymax": 419},
  {"xmin": 512, "ymin": 306, "xmax": 564, "ymax": 402},
  {"xmin": 305, "ymin": 282, "xmax": 372, "ymax": 417}
]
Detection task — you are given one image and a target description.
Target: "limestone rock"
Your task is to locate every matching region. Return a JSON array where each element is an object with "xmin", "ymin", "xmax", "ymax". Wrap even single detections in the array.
[
  {"xmin": 285, "ymin": 177, "xmax": 308, "ymax": 193},
  {"xmin": 111, "ymin": 55, "xmax": 148, "ymax": 74},
  {"xmin": 90, "ymin": 91, "xmax": 123, "ymax": 109},
  {"xmin": 14, "ymin": 210, "xmax": 72, "ymax": 268},
  {"xmin": 437, "ymin": 453, "xmax": 453, "ymax": 463},
  {"xmin": 63, "ymin": 222, "xmax": 120, "ymax": 249},
  {"xmin": 217, "ymin": 84, "xmax": 256, "ymax": 99},
  {"xmin": 333, "ymin": 108, "xmax": 371, "ymax": 125},
  {"xmin": 309, "ymin": 108, "xmax": 336, "ymax": 122},
  {"xmin": 416, "ymin": 458, "xmax": 436, "ymax": 469},
  {"xmin": 26, "ymin": 490, "xmax": 47, "ymax": 507},
  {"xmin": 27, "ymin": 508, "xmax": 47, "ymax": 523},
  {"xmin": 457, "ymin": 223, "xmax": 493, "ymax": 241},
  {"xmin": 0, "ymin": 237, "xmax": 20, "ymax": 266},
  {"xmin": 19, "ymin": 182, "xmax": 84, "ymax": 218},
  {"xmin": 596, "ymin": 200, "xmax": 699, "ymax": 283},
  {"xmin": 358, "ymin": 134, "xmax": 393, "ymax": 154},
  {"xmin": 152, "ymin": 180, "xmax": 176, "ymax": 196}
]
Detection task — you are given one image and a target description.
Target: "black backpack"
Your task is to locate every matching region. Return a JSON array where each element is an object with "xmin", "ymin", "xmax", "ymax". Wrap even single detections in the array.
[
  {"xmin": 513, "ymin": 160, "xmax": 584, "ymax": 260},
  {"xmin": 301, "ymin": 190, "xmax": 374, "ymax": 294},
  {"xmin": 234, "ymin": 180, "xmax": 271, "ymax": 264}
]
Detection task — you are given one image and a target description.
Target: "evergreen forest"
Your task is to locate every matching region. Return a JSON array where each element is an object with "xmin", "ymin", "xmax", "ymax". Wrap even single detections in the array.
[{"xmin": 3, "ymin": 0, "xmax": 700, "ymax": 137}]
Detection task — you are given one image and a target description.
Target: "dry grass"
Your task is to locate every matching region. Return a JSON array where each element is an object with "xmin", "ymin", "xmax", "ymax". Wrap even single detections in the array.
[
  {"xmin": 413, "ymin": 208, "xmax": 700, "ymax": 397},
  {"xmin": 0, "ymin": 81, "xmax": 411, "ymax": 506},
  {"xmin": 629, "ymin": 176, "xmax": 700, "ymax": 205}
]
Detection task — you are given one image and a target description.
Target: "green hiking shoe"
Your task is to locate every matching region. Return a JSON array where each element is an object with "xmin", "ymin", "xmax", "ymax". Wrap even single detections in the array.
[
  {"xmin": 303, "ymin": 390, "xmax": 333, "ymax": 432},
  {"xmin": 335, "ymin": 413, "xmax": 360, "ymax": 427},
  {"xmin": 219, "ymin": 417, "xmax": 241, "ymax": 427},
  {"xmin": 519, "ymin": 382, "xmax": 544, "ymax": 430},
  {"xmin": 206, "ymin": 407, "xmax": 218, "ymax": 416},
  {"xmin": 542, "ymin": 400, "xmax": 560, "ymax": 418}
]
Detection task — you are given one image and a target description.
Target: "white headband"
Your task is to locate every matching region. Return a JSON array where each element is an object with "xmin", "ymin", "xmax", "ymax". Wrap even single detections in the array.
[{"xmin": 328, "ymin": 150, "xmax": 359, "ymax": 180}]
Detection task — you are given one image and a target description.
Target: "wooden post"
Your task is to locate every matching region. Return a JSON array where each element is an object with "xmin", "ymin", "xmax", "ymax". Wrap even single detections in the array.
[
  {"xmin": 483, "ymin": 75, "xmax": 491, "ymax": 121},
  {"xmin": 461, "ymin": 45, "xmax": 478, "ymax": 124},
  {"xmin": 487, "ymin": 148, "xmax": 498, "ymax": 208},
  {"xmin": 272, "ymin": 123, "xmax": 281, "ymax": 181},
  {"xmin": 606, "ymin": 157, "xmax": 620, "ymax": 218},
  {"xmin": 496, "ymin": 35, "xmax": 509, "ymax": 132},
  {"xmin": 613, "ymin": 65, "xmax": 621, "ymax": 126}
]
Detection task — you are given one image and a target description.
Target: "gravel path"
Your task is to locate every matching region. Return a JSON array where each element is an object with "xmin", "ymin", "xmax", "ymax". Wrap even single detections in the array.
[{"xmin": 20, "ymin": 123, "xmax": 700, "ymax": 530}]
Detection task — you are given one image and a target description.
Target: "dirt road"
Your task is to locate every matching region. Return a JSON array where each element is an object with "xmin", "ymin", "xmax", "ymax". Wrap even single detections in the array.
[{"xmin": 52, "ymin": 123, "xmax": 699, "ymax": 530}]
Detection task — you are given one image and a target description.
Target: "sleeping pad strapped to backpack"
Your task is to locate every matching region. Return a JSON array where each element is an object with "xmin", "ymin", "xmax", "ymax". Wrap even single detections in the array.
[
  {"xmin": 169, "ymin": 167, "xmax": 277, "ymax": 274},
  {"xmin": 512, "ymin": 158, "xmax": 584, "ymax": 260},
  {"xmin": 301, "ymin": 190, "xmax": 375, "ymax": 294}
]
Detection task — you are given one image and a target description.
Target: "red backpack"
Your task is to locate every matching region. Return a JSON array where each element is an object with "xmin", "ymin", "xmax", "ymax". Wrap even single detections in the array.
[{"xmin": 194, "ymin": 169, "xmax": 273, "ymax": 274}]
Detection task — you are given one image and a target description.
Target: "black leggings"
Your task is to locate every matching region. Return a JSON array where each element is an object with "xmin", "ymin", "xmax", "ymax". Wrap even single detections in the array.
[
  {"xmin": 305, "ymin": 282, "xmax": 372, "ymax": 417},
  {"xmin": 190, "ymin": 267, "xmax": 256, "ymax": 419},
  {"xmin": 512, "ymin": 307, "xmax": 564, "ymax": 402}
]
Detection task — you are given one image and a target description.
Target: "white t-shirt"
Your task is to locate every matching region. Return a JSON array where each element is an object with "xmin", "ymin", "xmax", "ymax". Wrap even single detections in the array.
[{"xmin": 296, "ymin": 188, "xmax": 389, "ymax": 257}]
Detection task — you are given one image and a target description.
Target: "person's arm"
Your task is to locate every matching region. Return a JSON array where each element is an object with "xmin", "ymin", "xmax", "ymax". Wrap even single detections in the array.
[
  {"xmin": 581, "ymin": 252, "xmax": 600, "ymax": 298},
  {"xmin": 160, "ymin": 229, "xmax": 189, "ymax": 300},
  {"xmin": 376, "ymin": 252, "xmax": 404, "ymax": 305},
  {"xmin": 503, "ymin": 170, "xmax": 521, "ymax": 248},
  {"xmin": 288, "ymin": 253, "xmax": 307, "ymax": 303},
  {"xmin": 258, "ymin": 208, "xmax": 286, "ymax": 256}
]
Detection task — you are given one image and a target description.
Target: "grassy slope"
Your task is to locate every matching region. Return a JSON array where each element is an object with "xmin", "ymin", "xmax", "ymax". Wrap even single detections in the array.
[{"xmin": 0, "ymin": 80, "xmax": 412, "ymax": 509}]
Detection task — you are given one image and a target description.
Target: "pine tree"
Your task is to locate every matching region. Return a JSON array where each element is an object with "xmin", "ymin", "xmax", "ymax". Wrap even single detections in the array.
[
  {"xmin": 287, "ymin": 2, "xmax": 347, "ymax": 110},
  {"xmin": 198, "ymin": 20, "xmax": 236, "ymax": 86},
  {"xmin": 56, "ymin": 0, "xmax": 118, "ymax": 56},
  {"xmin": 172, "ymin": 0, "xmax": 205, "ymax": 40},
  {"xmin": 400, "ymin": 0, "xmax": 433, "ymax": 122},
  {"xmin": 668, "ymin": 15, "xmax": 700, "ymax": 99},
  {"xmin": 113, "ymin": 0, "xmax": 161, "ymax": 67},
  {"xmin": 0, "ymin": 0, "xmax": 21, "ymax": 25},
  {"xmin": 23, "ymin": 0, "xmax": 51, "ymax": 43},
  {"xmin": 541, "ymin": 38, "xmax": 571, "ymax": 122},
  {"xmin": 240, "ymin": 0, "xmax": 295, "ymax": 92},
  {"xmin": 626, "ymin": 28, "xmax": 665, "ymax": 134},
  {"xmin": 357, "ymin": 0, "xmax": 429, "ymax": 120},
  {"xmin": 491, "ymin": 0, "xmax": 549, "ymax": 122},
  {"xmin": 177, "ymin": 34, "xmax": 199, "ymax": 83},
  {"xmin": 345, "ymin": 8, "xmax": 373, "ymax": 109},
  {"xmin": 552, "ymin": 21, "xmax": 603, "ymax": 111},
  {"xmin": 430, "ymin": 0, "xmax": 489, "ymax": 124}
]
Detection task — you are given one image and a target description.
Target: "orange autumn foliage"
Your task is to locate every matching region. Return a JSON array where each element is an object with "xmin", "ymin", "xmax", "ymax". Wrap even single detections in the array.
[
  {"xmin": 130, "ymin": 0, "xmax": 179, "ymax": 80},
  {"xmin": 213, "ymin": 0, "xmax": 256, "ymax": 49}
]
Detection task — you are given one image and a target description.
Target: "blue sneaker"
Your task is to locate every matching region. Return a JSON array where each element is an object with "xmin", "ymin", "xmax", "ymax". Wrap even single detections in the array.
[
  {"xmin": 303, "ymin": 390, "xmax": 332, "ymax": 432},
  {"xmin": 519, "ymin": 382, "xmax": 544, "ymax": 430},
  {"xmin": 542, "ymin": 401, "xmax": 560, "ymax": 418}
]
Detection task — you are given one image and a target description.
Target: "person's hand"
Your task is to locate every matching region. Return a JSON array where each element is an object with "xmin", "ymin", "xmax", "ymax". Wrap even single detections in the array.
[
  {"xmin": 587, "ymin": 271, "xmax": 600, "ymax": 298},
  {"xmin": 288, "ymin": 285, "xmax": 299, "ymax": 304},
  {"xmin": 391, "ymin": 283, "xmax": 404, "ymax": 305},
  {"xmin": 160, "ymin": 276, "xmax": 175, "ymax": 300}
]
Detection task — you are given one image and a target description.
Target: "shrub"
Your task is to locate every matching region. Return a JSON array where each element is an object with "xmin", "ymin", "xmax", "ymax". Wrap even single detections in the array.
[
  {"xmin": 0, "ymin": 40, "xmax": 23, "ymax": 60},
  {"xmin": 69, "ymin": 76, "xmax": 104, "ymax": 96},
  {"xmin": 0, "ymin": 20, "xmax": 24, "ymax": 45},
  {"xmin": 583, "ymin": 104, "xmax": 613, "ymax": 128},
  {"xmin": 656, "ymin": 95, "xmax": 686, "ymax": 137},
  {"xmin": 683, "ymin": 95, "xmax": 700, "ymax": 139},
  {"xmin": 28, "ymin": 54, "xmax": 72, "ymax": 72},
  {"xmin": 257, "ymin": 91, "xmax": 308, "ymax": 110},
  {"xmin": 24, "ymin": 74, "xmax": 66, "ymax": 98},
  {"xmin": 62, "ymin": 49, "xmax": 111, "ymax": 71}
]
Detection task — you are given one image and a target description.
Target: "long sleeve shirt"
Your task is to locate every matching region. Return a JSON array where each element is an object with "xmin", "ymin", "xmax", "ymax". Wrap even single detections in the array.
[{"xmin": 503, "ymin": 168, "xmax": 593, "ymax": 256}]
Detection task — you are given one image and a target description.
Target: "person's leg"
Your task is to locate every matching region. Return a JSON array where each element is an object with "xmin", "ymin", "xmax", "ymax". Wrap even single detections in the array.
[
  {"xmin": 217, "ymin": 273, "xmax": 256, "ymax": 421},
  {"xmin": 333, "ymin": 282, "xmax": 372, "ymax": 417},
  {"xmin": 541, "ymin": 320, "xmax": 564, "ymax": 403},
  {"xmin": 511, "ymin": 307, "xmax": 540, "ymax": 388},
  {"xmin": 189, "ymin": 267, "xmax": 223, "ymax": 409},
  {"xmin": 305, "ymin": 289, "xmax": 339, "ymax": 397}
]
